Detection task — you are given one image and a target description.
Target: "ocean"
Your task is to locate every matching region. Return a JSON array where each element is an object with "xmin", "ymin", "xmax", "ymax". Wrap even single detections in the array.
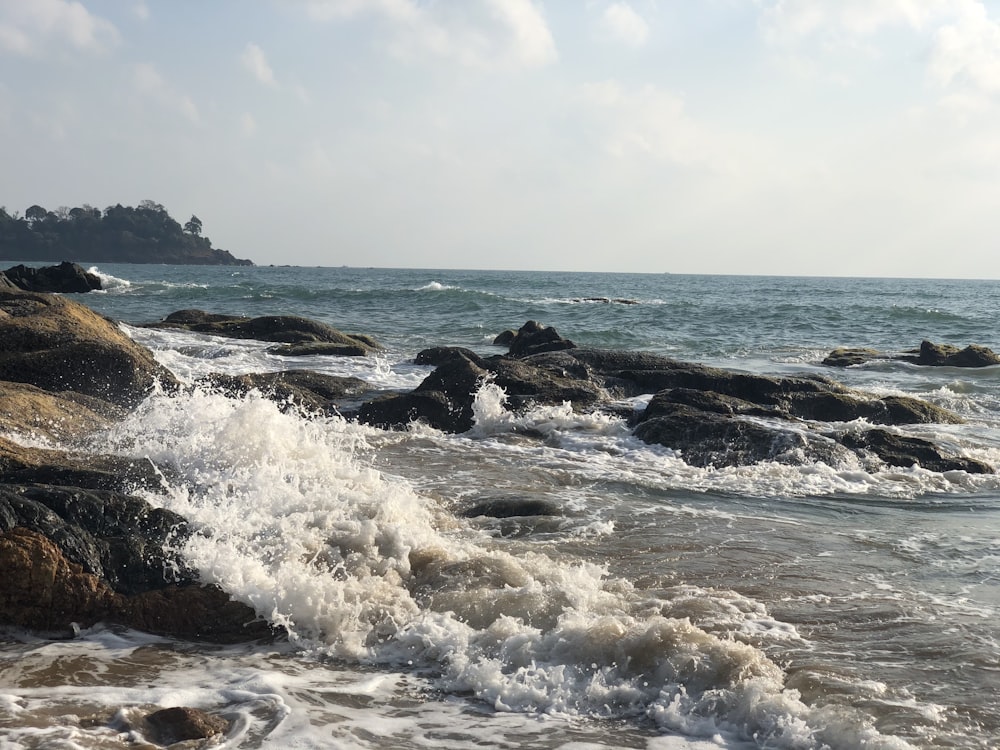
[{"xmin": 2, "ymin": 264, "xmax": 999, "ymax": 749}]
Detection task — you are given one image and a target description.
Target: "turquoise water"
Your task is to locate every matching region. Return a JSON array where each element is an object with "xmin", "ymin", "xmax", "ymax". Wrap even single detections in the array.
[{"xmin": 2, "ymin": 264, "xmax": 999, "ymax": 749}]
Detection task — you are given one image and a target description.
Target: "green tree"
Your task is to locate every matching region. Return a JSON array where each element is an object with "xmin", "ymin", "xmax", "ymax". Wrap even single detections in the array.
[{"xmin": 184, "ymin": 215, "xmax": 203, "ymax": 235}]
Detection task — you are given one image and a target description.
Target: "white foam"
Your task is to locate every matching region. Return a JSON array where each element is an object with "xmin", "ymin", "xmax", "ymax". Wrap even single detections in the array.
[
  {"xmin": 86, "ymin": 265, "xmax": 132, "ymax": 293},
  {"xmin": 89, "ymin": 386, "xmax": 918, "ymax": 748}
]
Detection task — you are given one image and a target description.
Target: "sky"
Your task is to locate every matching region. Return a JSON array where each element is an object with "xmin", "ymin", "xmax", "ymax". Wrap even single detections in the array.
[{"xmin": 2, "ymin": 0, "xmax": 1000, "ymax": 277}]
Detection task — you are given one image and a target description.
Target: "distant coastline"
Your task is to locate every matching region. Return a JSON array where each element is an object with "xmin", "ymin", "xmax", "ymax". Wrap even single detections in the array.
[{"xmin": 0, "ymin": 200, "xmax": 252, "ymax": 266}]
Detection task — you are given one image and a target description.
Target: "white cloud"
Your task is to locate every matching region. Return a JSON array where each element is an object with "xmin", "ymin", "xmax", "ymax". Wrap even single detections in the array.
[
  {"xmin": 578, "ymin": 81, "xmax": 751, "ymax": 174},
  {"xmin": 242, "ymin": 42, "xmax": 276, "ymax": 86},
  {"xmin": 305, "ymin": 0, "xmax": 557, "ymax": 70},
  {"xmin": 761, "ymin": 0, "xmax": 957, "ymax": 41},
  {"xmin": 601, "ymin": 2, "xmax": 649, "ymax": 47},
  {"xmin": 0, "ymin": 0, "xmax": 118, "ymax": 56},
  {"xmin": 133, "ymin": 2, "xmax": 150, "ymax": 21},
  {"xmin": 930, "ymin": 3, "xmax": 1000, "ymax": 94},
  {"xmin": 240, "ymin": 112, "xmax": 258, "ymax": 137},
  {"xmin": 133, "ymin": 63, "xmax": 200, "ymax": 124}
]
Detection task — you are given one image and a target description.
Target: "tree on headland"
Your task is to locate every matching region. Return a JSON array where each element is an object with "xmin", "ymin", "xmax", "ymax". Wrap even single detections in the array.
[
  {"xmin": 0, "ymin": 201, "xmax": 252, "ymax": 265},
  {"xmin": 184, "ymin": 215, "xmax": 203, "ymax": 236}
]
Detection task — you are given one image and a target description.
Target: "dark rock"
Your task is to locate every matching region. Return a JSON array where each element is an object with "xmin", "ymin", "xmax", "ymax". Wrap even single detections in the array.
[
  {"xmin": 839, "ymin": 428, "xmax": 993, "ymax": 474},
  {"xmin": 416, "ymin": 346, "xmax": 487, "ymax": 367},
  {"xmin": 906, "ymin": 340, "xmax": 1000, "ymax": 367},
  {"xmin": 199, "ymin": 371, "xmax": 372, "ymax": 414},
  {"xmin": 0, "ymin": 483, "xmax": 188, "ymax": 595},
  {"xmin": 506, "ymin": 320, "xmax": 577, "ymax": 357},
  {"xmin": 488, "ymin": 357, "xmax": 603, "ymax": 412},
  {"xmin": 0, "ymin": 522, "xmax": 271, "ymax": 641},
  {"xmin": 493, "ymin": 329, "xmax": 517, "ymax": 347},
  {"xmin": 145, "ymin": 706, "xmax": 229, "ymax": 744},
  {"xmin": 633, "ymin": 403, "xmax": 850, "ymax": 468},
  {"xmin": 0, "ymin": 288, "xmax": 178, "ymax": 408},
  {"xmin": 2, "ymin": 262, "xmax": 101, "ymax": 293},
  {"xmin": 0, "ymin": 436, "xmax": 171, "ymax": 494},
  {"xmin": 146, "ymin": 309, "xmax": 381, "ymax": 353},
  {"xmin": 823, "ymin": 341, "xmax": 1000, "ymax": 368},
  {"xmin": 268, "ymin": 342, "xmax": 370, "ymax": 357},
  {"xmin": 461, "ymin": 497, "xmax": 561, "ymax": 518},
  {"xmin": 822, "ymin": 347, "xmax": 884, "ymax": 367},
  {"xmin": 359, "ymin": 350, "xmax": 489, "ymax": 432}
]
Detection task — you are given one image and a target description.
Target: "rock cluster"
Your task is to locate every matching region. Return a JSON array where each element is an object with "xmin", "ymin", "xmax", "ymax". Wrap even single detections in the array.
[
  {"xmin": 359, "ymin": 321, "xmax": 991, "ymax": 474},
  {"xmin": 1, "ymin": 274, "xmax": 994, "ymax": 646},
  {"xmin": 0, "ymin": 284, "xmax": 268, "ymax": 641},
  {"xmin": 823, "ymin": 340, "xmax": 1000, "ymax": 368}
]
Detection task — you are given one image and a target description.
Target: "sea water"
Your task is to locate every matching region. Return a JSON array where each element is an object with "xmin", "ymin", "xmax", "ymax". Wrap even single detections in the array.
[{"xmin": 1, "ymin": 265, "xmax": 999, "ymax": 749}]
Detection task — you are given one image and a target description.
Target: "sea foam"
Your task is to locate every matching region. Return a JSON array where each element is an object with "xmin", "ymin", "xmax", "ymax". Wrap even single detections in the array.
[{"xmin": 93, "ymin": 385, "xmax": 918, "ymax": 749}]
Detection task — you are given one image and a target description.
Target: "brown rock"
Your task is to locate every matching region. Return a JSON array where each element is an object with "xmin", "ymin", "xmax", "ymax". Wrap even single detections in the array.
[
  {"xmin": 0, "ymin": 527, "xmax": 271, "ymax": 641},
  {"xmin": 145, "ymin": 706, "xmax": 229, "ymax": 744},
  {"xmin": 0, "ymin": 288, "xmax": 178, "ymax": 408}
]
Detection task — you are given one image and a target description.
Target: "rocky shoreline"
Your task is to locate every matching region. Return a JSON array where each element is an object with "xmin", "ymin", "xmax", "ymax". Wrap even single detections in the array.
[{"xmin": 1, "ymin": 277, "xmax": 996, "ymax": 644}]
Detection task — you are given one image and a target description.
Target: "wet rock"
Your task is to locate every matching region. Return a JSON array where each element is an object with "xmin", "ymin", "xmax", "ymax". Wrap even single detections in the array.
[
  {"xmin": 633, "ymin": 403, "xmax": 850, "ymax": 468},
  {"xmin": 0, "ymin": 288, "xmax": 178, "ymax": 408},
  {"xmin": 199, "ymin": 370, "xmax": 372, "ymax": 415},
  {"xmin": 506, "ymin": 320, "xmax": 577, "ymax": 357},
  {"xmin": 492, "ymin": 329, "xmax": 517, "ymax": 347},
  {"xmin": 905, "ymin": 340, "xmax": 1000, "ymax": 367},
  {"xmin": 821, "ymin": 347, "xmax": 884, "ymax": 367},
  {"xmin": 146, "ymin": 309, "xmax": 381, "ymax": 353},
  {"xmin": 0, "ymin": 483, "xmax": 188, "ymax": 595},
  {"xmin": 0, "ymin": 381, "xmax": 115, "ymax": 442},
  {"xmin": 0, "ymin": 436, "xmax": 170, "ymax": 494},
  {"xmin": 461, "ymin": 497, "xmax": 561, "ymax": 518},
  {"xmin": 145, "ymin": 706, "xmax": 229, "ymax": 745},
  {"xmin": 823, "ymin": 341, "xmax": 1000, "ymax": 368},
  {"xmin": 415, "ymin": 346, "xmax": 487, "ymax": 367},
  {"xmin": 267, "ymin": 341, "xmax": 371, "ymax": 357},
  {"xmin": 359, "ymin": 349, "xmax": 488, "ymax": 432},
  {"xmin": 0, "ymin": 527, "xmax": 271, "ymax": 641},
  {"xmin": 2, "ymin": 262, "xmax": 101, "ymax": 293},
  {"xmin": 838, "ymin": 429, "xmax": 993, "ymax": 474}
]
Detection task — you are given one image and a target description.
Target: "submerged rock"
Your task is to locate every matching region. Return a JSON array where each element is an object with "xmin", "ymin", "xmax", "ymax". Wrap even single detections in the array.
[
  {"xmin": 823, "ymin": 341, "xmax": 1000, "ymax": 368},
  {"xmin": 145, "ymin": 707, "xmax": 229, "ymax": 745},
  {"xmin": 199, "ymin": 370, "xmax": 373, "ymax": 415},
  {"xmin": 145, "ymin": 309, "xmax": 382, "ymax": 353}
]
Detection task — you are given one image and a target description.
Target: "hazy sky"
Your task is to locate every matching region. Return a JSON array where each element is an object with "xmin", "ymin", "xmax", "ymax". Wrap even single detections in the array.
[{"xmin": 3, "ymin": 1, "xmax": 1000, "ymax": 276}]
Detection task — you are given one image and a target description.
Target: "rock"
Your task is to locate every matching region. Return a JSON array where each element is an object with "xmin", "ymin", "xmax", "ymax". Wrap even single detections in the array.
[
  {"xmin": 359, "ymin": 349, "xmax": 489, "ymax": 432},
  {"xmin": 461, "ymin": 497, "xmax": 561, "ymax": 518},
  {"xmin": 146, "ymin": 309, "xmax": 382, "ymax": 353},
  {"xmin": 488, "ymin": 357, "xmax": 604, "ymax": 412},
  {"xmin": 145, "ymin": 707, "xmax": 229, "ymax": 744},
  {"xmin": 0, "ymin": 381, "xmax": 115, "ymax": 442},
  {"xmin": 267, "ymin": 342, "xmax": 371, "ymax": 357},
  {"xmin": 0, "ymin": 526, "xmax": 271, "ymax": 641},
  {"xmin": 822, "ymin": 347, "xmax": 884, "ymax": 367},
  {"xmin": 2, "ymin": 262, "xmax": 101, "ymax": 293},
  {"xmin": 415, "ymin": 346, "xmax": 487, "ymax": 367},
  {"xmin": 838, "ymin": 428, "xmax": 992, "ymax": 474},
  {"xmin": 906, "ymin": 340, "xmax": 1000, "ymax": 367},
  {"xmin": 823, "ymin": 341, "xmax": 1000, "ymax": 368},
  {"xmin": 0, "ymin": 288, "xmax": 178, "ymax": 408},
  {"xmin": 0, "ymin": 483, "xmax": 189, "ymax": 595},
  {"xmin": 0, "ymin": 436, "xmax": 170, "ymax": 494},
  {"xmin": 492, "ymin": 329, "xmax": 517, "ymax": 347},
  {"xmin": 505, "ymin": 320, "xmax": 577, "ymax": 357},
  {"xmin": 633, "ymin": 403, "xmax": 850, "ymax": 468},
  {"xmin": 199, "ymin": 370, "xmax": 372, "ymax": 414}
]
